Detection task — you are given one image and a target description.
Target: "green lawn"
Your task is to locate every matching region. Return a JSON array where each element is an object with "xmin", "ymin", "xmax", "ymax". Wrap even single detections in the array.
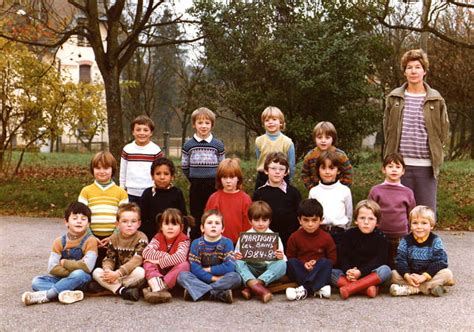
[{"xmin": 0, "ymin": 152, "xmax": 472, "ymax": 230}]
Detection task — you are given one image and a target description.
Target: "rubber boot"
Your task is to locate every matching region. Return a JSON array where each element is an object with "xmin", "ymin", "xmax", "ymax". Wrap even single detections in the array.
[
  {"xmin": 336, "ymin": 276, "xmax": 351, "ymax": 288},
  {"xmin": 249, "ymin": 283, "xmax": 273, "ymax": 303},
  {"xmin": 241, "ymin": 287, "xmax": 252, "ymax": 300},
  {"xmin": 339, "ymin": 272, "xmax": 381, "ymax": 300}
]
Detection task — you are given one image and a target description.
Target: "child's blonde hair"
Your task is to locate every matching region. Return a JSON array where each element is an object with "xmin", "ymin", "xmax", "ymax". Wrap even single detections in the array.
[
  {"xmin": 156, "ymin": 208, "xmax": 195, "ymax": 235},
  {"xmin": 90, "ymin": 151, "xmax": 117, "ymax": 177},
  {"xmin": 191, "ymin": 107, "xmax": 216, "ymax": 126},
  {"xmin": 261, "ymin": 106, "xmax": 286, "ymax": 131},
  {"xmin": 409, "ymin": 205, "xmax": 436, "ymax": 227},
  {"xmin": 117, "ymin": 202, "xmax": 141, "ymax": 221},
  {"xmin": 354, "ymin": 199, "xmax": 381, "ymax": 222},
  {"xmin": 248, "ymin": 201, "xmax": 272, "ymax": 221},
  {"xmin": 216, "ymin": 158, "xmax": 243, "ymax": 190},
  {"xmin": 313, "ymin": 121, "xmax": 337, "ymax": 145}
]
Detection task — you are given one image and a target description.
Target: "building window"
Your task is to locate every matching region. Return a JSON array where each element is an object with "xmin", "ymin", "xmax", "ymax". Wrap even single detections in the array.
[{"xmin": 79, "ymin": 64, "xmax": 91, "ymax": 83}]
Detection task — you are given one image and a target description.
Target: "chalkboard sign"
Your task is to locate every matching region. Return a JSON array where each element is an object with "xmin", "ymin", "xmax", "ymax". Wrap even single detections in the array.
[{"xmin": 239, "ymin": 232, "xmax": 279, "ymax": 261}]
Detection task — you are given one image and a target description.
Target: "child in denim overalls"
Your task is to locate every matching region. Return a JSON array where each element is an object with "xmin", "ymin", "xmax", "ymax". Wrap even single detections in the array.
[{"xmin": 22, "ymin": 202, "xmax": 98, "ymax": 305}]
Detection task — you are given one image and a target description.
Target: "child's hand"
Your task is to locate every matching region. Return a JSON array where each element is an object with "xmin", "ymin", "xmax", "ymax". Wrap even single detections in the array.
[
  {"xmin": 234, "ymin": 252, "xmax": 243, "ymax": 260},
  {"xmin": 60, "ymin": 259, "xmax": 65, "ymax": 267},
  {"xmin": 404, "ymin": 273, "xmax": 419, "ymax": 287},
  {"xmin": 203, "ymin": 267, "xmax": 211, "ymax": 273},
  {"xmin": 304, "ymin": 260, "xmax": 316, "ymax": 271},
  {"xmin": 275, "ymin": 250, "xmax": 284, "ymax": 260},
  {"xmin": 211, "ymin": 275, "xmax": 223, "ymax": 282},
  {"xmin": 102, "ymin": 270, "xmax": 120, "ymax": 283},
  {"xmin": 346, "ymin": 268, "xmax": 361, "ymax": 281},
  {"xmin": 411, "ymin": 273, "xmax": 427, "ymax": 285},
  {"xmin": 98, "ymin": 237, "xmax": 110, "ymax": 248}
]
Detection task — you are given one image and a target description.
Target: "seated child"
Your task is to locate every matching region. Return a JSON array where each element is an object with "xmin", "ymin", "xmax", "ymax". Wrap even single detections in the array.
[
  {"xmin": 234, "ymin": 201, "xmax": 287, "ymax": 303},
  {"xmin": 285, "ymin": 199, "xmax": 336, "ymax": 301},
  {"xmin": 390, "ymin": 205, "xmax": 454, "ymax": 297},
  {"xmin": 92, "ymin": 203, "xmax": 148, "ymax": 301},
  {"xmin": 22, "ymin": 202, "xmax": 97, "ymax": 305},
  {"xmin": 330, "ymin": 200, "xmax": 391, "ymax": 299},
  {"xmin": 308, "ymin": 150, "xmax": 352, "ymax": 247},
  {"xmin": 301, "ymin": 121, "xmax": 352, "ymax": 190},
  {"xmin": 142, "ymin": 208, "xmax": 194, "ymax": 304},
  {"xmin": 140, "ymin": 157, "xmax": 187, "ymax": 241},
  {"xmin": 368, "ymin": 152, "xmax": 416, "ymax": 268},
  {"xmin": 205, "ymin": 158, "xmax": 252, "ymax": 243},
  {"xmin": 253, "ymin": 152, "xmax": 301, "ymax": 248},
  {"xmin": 177, "ymin": 210, "xmax": 241, "ymax": 303}
]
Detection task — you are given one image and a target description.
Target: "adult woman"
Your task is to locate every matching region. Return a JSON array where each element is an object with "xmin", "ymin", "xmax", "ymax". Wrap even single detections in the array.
[{"xmin": 383, "ymin": 49, "xmax": 449, "ymax": 214}]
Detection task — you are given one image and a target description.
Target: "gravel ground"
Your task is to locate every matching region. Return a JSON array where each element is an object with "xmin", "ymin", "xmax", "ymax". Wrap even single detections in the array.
[{"xmin": 1, "ymin": 216, "xmax": 473, "ymax": 331}]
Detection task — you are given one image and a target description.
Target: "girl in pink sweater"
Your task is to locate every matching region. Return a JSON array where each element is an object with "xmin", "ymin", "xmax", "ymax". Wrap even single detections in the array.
[{"xmin": 142, "ymin": 208, "xmax": 194, "ymax": 304}]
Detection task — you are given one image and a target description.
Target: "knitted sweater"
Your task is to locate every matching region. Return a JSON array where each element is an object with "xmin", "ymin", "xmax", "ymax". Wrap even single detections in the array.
[
  {"xmin": 395, "ymin": 232, "xmax": 448, "ymax": 277},
  {"xmin": 368, "ymin": 183, "xmax": 416, "ymax": 237},
  {"xmin": 301, "ymin": 146, "xmax": 353, "ymax": 190},
  {"xmin": 308, "ymin": 181, "xmax": 352, "ymax": 229},
  {"xmin": 339, "ymin": 228, "xmax": 389, "ymax": 276},
  {"xmin": 255, "ymin": 132, "xmax": 295, "ymax": 178},
  {"xmin": 139, "ymin": 186, "xmax": 187, "ymax": 241},
  {"xmin": 252, "ymin": 184, "xmax": 302, "ymax": 246},
  {"xmin": 78, "ymin": 181, "xmax": 129, "ymax": 237},
  {"xmin": 189, "ymin": 236, "xmax": 236, "ymax": 283},
  {"xmin": 119, "ymin": 141, "xmax": 163, "ymax": 197},
  {"xmin": 142, "ymin": 232, "xmax": 190, "ymax": 270},
  {"xmin": 181, "ymin": 135, "xmax": 225, "ymax": 179},
  {"xmin": 286, "ymin": 228, "xmax": 337, "ymax": 265},
  {"xmin": 205, "ymin": 190, "xmax": 252, "ymax": 243},
  {"xmin": 102, "ymin": 231, "xmax": 148, "ymax": 277}
]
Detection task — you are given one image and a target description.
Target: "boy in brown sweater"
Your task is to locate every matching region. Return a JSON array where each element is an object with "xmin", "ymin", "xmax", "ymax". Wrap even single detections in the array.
[{"xmin": 92, "ymin": 203, "xmax": 148, "ymax": 301}]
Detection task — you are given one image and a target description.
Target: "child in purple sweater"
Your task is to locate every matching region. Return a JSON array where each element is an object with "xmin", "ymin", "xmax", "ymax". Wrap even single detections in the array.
[{"xmin": 368, "ymin": 153, "xmax": 416, "ymax": 267}]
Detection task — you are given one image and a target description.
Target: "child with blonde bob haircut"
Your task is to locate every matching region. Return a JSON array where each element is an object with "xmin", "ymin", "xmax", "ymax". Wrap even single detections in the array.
[
  {"xmin": 142, "ymin": 208, "xmax": 194, "ymax": 304},
  {"xmin": 301, "ymin": 121, "xmax": 352, "ymax": 190},
  {"xmin": 254, "ymin": 106, "xmax": 295, "ymax": 189},
  {"xmin": 390, "ymin": 206, "xmax": 454, "ymax": 297},
  {"xmin": 205, "ymin": 158, "xmax": 252, "ymax": 243}
]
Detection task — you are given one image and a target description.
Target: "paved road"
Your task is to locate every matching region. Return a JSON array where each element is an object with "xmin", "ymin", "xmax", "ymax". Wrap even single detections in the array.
[{"xmin": 1, "ymin": 216, "xmax": 473, "ymax": 331}]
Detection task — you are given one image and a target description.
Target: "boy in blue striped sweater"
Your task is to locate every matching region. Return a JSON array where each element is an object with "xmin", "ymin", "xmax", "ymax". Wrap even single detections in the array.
[{"xmin": 390, "ymin": 205, "xmax": 454, "ymax": 297}]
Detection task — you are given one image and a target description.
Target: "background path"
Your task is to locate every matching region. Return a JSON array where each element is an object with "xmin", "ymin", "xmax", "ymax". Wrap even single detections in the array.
[{"xmin": 1, "ymin": 216, "xmax": 473, "ymax": 331}]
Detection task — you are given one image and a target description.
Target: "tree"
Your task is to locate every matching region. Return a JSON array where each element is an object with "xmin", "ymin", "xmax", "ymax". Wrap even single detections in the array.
[{"xmin": 0, "ymin": 1, "xmax": 200, "ymax": 160}]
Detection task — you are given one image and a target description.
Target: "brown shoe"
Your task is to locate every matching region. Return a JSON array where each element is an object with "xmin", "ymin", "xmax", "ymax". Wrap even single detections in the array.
[
  {"xmin": 241, "ymin": 287, "xmax": 252, "ymax": 300},
  {"xmin": 143, "ymin": 287, "xmax": 172, "ymax": 304},
  {"xmin": 250, "ymin": 283, "xmax": 273, "ymax": 303}
]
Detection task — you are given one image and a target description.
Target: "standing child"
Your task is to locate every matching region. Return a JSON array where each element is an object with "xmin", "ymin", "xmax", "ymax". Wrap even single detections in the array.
[
  {"xmin": 308, "ymin": 150, "xmax": 352, "ymax": 247},
  {"xmin": 285, "ymin": 199, "xmax": 336, "ymax": 301},
  {"xmin": 254, "ymin": 106, "xmax": 295, "ymax": 190},
  {"xmin": 234, "ymin": 201, "xmax": 287, "ymax": 303},
  {"xmin": 301, "ymin": 121, "xmax": 352, "ymax": 190},
  {"xmin": 120, "ymin": 115, "xmax": 164, "ymax": 204},
  {"xmin": 181, "ymin": 107, "xmax": 225, "ymax": 240},
  {"xmin": 140, "ymin": 157, "xmax": 187, "ymax": 241},
  {"xmin": 368, "ymin": 153, "xmax": 416, "ymax": 267},
  {"xmin": 330, "ymin": 200, "xmax": 391, "ymax": 299},
  {"xmin": 22, "ymin": 202, "xmax": 97, "ymax": 305},
  {"xmin": 177, "ymin": 210, "xmax": 241, "ymax": 303},
  {"xmin": 252, "ymin": 152, "xmax": 302, "ymax": 248},
  {"xmin": 92, "ymin": 203, "xmax": 148, "ymax": 302},
  {"xmin": 142, "ymin": 208, "xmax": 194, "ymax": 304},
  {"xmin": 205, "ymin": 158, "xmax": 252, "ymax": 244},
  {"xmin": 390, "ymin": 205, "xmax": 454, "ymax": 297},
  {"xmin": 79, "ymin": 151, "xmax": 128, "ymax": 264}
]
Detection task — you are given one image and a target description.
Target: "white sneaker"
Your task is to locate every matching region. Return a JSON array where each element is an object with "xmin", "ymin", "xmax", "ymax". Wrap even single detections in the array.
[
  {"xmin": 21, "ymin": 291, "xmax": 50, "ymax": 306},
  {"xmin": 314, "ymin": 285, "xmax": 331, "ymax": 299},
  {"xmin": 58, "ymin": 290, "xmax": 84, "ymax": 304},
  {"xmin": 286, "ymin": 286, "xmax": 307, "ymax": 301}
]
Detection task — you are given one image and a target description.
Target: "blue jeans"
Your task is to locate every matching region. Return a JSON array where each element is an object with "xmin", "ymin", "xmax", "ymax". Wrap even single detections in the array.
[
  {"xmin": 330, "ymin": 265, "xmax": 392, "ymax": 287},
  {"xmin": 286, "ymin": 258, "xmax": 332, "ymax": 293},
  {"xmin": 236, "ymin": 260, "xmax": 286, "ymax": 286},
  {"xmin": 32, "ymin": 270, "xmax": 91, "ymax": 297},
  {"xmin": 177, "ymin": 271, "xmax": 241, "ymax": 301}
]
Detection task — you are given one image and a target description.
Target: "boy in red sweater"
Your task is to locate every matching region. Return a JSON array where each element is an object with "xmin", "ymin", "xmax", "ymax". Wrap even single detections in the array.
[{"xmin": 285, "ymin": 199, "xmax": 337, "ymax": 301}]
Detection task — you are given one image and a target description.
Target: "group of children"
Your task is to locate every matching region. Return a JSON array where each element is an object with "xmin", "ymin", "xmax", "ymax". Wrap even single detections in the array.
[{"xmin": 21, "ymin": 106, "xmax": 454, "ymax": 306}]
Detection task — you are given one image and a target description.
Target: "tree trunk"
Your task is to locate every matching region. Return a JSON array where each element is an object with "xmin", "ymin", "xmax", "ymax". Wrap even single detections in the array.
[{"xmin": 102, "ymin": 67, "xmax": 125, "ymax": 162}]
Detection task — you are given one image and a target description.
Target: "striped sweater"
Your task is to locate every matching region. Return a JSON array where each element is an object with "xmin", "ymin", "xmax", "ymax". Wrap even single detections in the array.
[
  {"xmin": 78, "ymin": 181, "xmax": 128, "ymax": 237},
  {"xmin": 142, "ymin": 232, "xmax": 190, "ymax": 269}
]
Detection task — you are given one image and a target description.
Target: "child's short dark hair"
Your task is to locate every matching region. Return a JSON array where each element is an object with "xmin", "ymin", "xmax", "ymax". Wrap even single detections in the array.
[
  {"xmin": 191, "ymin": 107, "xmax": 216, "ymax": 126},
  {"xmin": 263, "ymin": 152, "xmax": 289, "ymax": 172},
  {"xmin": 354, "ymin": 199, "xmax": 381, "ymax": 222},
  {"xmin": 64, "ymin": 202, "xmax": 92, "ymax": 223},
  {"xmin": 201, "ymin": 209, "xmax": 224, "ymax": 228},
  {"xmin": 117, "ymin": 202, "xmax": 141, "ymax": 221},
  {"xmin": 315, "ymin": 150, "xmax": 342, "ymax": 178},
  {"xmin": 248, "ymin": 201, "xmax": 272, "ymax": 221},
  {"xmin": 150, "ymin": 157, "xmax": 176, "ymax": 176},
  {"xmin": 313, "ymin": 121, "xmax": 337, "ymax": 145},
  {"xmin": 383, "ymin": 152, "xmax": 406, "ymax": 169},
  {"xmin": 216, "ymin": 158, "xmax": 243, "ymax": 190},
  {"xmin": 297, "ymin": 199, "xmax": 324, "ymax": 219},
  {"xmin": 90, "ymin": 151, "xmax": 117, "ymax": 177},
  {"xmin": 156, "ymin": 208, "xmax": 195, "ymax": 236},
  {"xmin": 131, "ymin": 115, "xmax": 155, "ymax": 132}
]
